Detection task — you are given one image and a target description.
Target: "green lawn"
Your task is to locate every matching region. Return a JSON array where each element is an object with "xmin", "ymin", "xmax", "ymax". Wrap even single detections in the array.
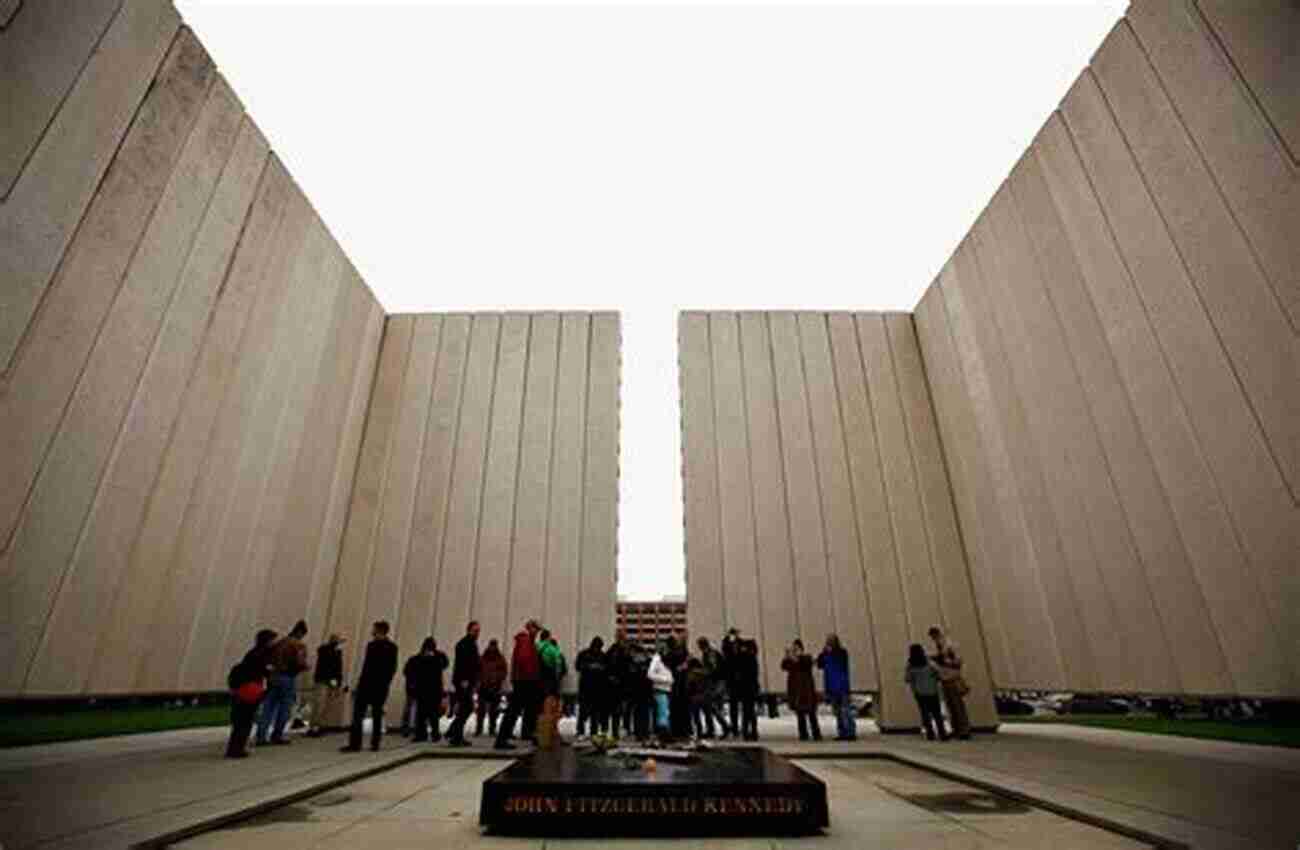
[
  {"xmin": 1002, "ymin": 713, "xmax": 1300, "ymax": 748},
  {"xmin": 0, "ymin": 703, "xmax": 231, "ymax": 748}
]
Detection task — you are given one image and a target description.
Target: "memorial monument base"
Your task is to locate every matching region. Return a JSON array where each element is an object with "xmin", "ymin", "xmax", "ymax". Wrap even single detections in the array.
[{"xmin": 480, "ymin": 746, "xmax": 829, "ymax": 835}]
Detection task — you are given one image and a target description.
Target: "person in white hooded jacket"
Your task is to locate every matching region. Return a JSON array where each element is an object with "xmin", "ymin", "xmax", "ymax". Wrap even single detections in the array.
[{"xmin": 647, "ymin": 644, "xmax": 674, "ymax": 739}]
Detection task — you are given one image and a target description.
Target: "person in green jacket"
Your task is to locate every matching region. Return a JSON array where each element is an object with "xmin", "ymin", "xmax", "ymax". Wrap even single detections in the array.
[{"xmin": 536, "ymin": 629, "xmax": 567, "ymax": 748}]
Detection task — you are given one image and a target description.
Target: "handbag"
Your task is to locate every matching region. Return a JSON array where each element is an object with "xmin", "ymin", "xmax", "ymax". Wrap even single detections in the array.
[{"xmin": 235, "ymin": 680, "xmax": 266, "ymax": 705}]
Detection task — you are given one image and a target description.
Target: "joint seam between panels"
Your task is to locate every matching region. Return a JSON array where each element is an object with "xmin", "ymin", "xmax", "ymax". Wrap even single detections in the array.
[
  {"xmin": 825, "ymin": 313, "xmax": 883, "ymax": 692},
  {"xmin": 736, "ymin": 314, "xmax": 768, "ymax": 672},
  {"xmin": 706, "ymin": 315, "xmax": 728, "ymax": 633},
  {"xmin": 907, "ymin": 308, "xmax": 1001, "ymax": 694},
  {"xmin": 1118, "ymin": 20, "xmax": 1298, "ymax": 492},
  {"xmin": 394, "ymin": 317, "xmax": 444, "ymax": 636},
  {"xmin": 1088, "ymin": 57, "xmax": 1292, "ymax": 657},
  {"xmin": 765, "ymin": 313, "xmax": 801, "ymax": 641},
  {"xmin": 1188, "ymin": 0, "xmax": 1299, "ymax": 170},
  {"xmin": 794, "ymin": 314, "xmax": 838, "ymax": 639},
  {"xmin": 502, "ymin": 315, "xmax": 534, "ymax": 634},
  {"xmin": 432, "ymin": 317, "xmax": 475, "ymax": 635},
  {"xmin": 1058, "ymin": 99, "xmax": 1246, "ymax": 694}
]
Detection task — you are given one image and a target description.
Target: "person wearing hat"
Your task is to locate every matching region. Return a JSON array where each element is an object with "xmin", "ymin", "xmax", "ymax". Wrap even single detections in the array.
[{"xmin": 306, "ymin": 633, "xmax": 347, "ymax": 737}]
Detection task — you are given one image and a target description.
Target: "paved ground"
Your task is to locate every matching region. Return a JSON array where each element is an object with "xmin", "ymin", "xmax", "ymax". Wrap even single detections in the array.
[
  {"xmin": 1, "ymin": 716, "xmax": 1296, "ymax": 849},
  {"xmin": 174, "ymin": 757, "xmax": 1150, "ymax": 850}
]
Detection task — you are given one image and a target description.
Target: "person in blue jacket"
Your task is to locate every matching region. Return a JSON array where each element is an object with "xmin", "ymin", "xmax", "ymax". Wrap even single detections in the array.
[{"xmin": 817, "ymin": 633, "xmax": 856, "ymax": 741}]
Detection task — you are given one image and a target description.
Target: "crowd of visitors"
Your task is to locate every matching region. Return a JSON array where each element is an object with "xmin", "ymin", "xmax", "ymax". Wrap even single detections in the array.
[{"xmin": 224, "ymin": 616, "xmax": 972, "ymax": 758}]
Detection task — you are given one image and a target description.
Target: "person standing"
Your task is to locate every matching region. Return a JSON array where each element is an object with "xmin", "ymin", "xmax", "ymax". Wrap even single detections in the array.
[
  {"xmin": 399, "ymin": 646, "xmax": 423, "ymax": 736},
  {"xmin": 604, "ymin": 630, "xmax": 633, "ymax": 740},
  {"xmin": 306, "ymin": 633, "xmax": 346, "ymax": 737},
  {"xmin": 226, "ymin": 629, "xmax": 277, "ymax": 758},
  {"xmin": 817, "ymin": 634, "xmax": 856, "ymax": 741},
  {"xmin": 736, "ymin": 638, "xmax": 761, "ymax": 740},
  {"xmin": 696, "ymin": 637, "xmax": 732, "ymax": 739},
  {"xmin": 408, "ymin": 637, "xmax": 449, "ymax": 742},
  {"xmin": 928, "ymin": 626, "xmax": 972, "ymax": 740},
  {"xmin": 664, "ymin": 633, "xmax": 691, "ymax": 739},
  {"xmin": 257, "ymin": 620, "xmax": 309, "ymax": 746},
  {"xmin": 341, "ymin": 621, "xmax": 398, "ymax": 752},
  {"xmin": 445, "ymin": 621, "xmax": 481, "ymax": 746},
  {"xmin": 721, "ymin": 628, "xmax": 743, "ymax": 734},
  {"xmin": 493, "ymin": 619, "xmax": 542, "ymax": 750},
  {"xmin": 476, "ymin": 638, "xmax": 508, "ymax": 737},
  {"xmin": 905, "ymin": 643, "xmax": 948, "ymax": 741},
  {"xmin": 574, "ymin": 636, "xmax": 609, "ymax": 738},
  {"xmin": 782, "ymin": 639, "xmax": 821, "ymax": 742},
  {"xmin": 647, "ymin": 641, "xmax": 674, "ymax": 740}
]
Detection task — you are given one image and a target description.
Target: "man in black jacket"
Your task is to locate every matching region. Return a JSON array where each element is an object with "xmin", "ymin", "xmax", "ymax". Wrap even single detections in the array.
[
  {"xmin": 409, "ymin": 637, "xmax": 449, "ymax": 743},
  {"xmin": 306, "ymin": 633, "xmax": 345, "ymax": 737},
  {"xmin": 445, "ymin": 621, "xmax": 481, "ymax": 746},
  {"xmin": 341, "ymin": 621, "xmax": 398, "ymax": 752},
  {"xmin": 574, "ymin": 636, "xmax": 608, "ymax": 737}
]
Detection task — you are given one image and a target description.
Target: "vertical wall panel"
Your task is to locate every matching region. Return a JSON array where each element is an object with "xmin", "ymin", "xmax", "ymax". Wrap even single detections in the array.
[
  {"xmin": 798, "ymin": 314, "xmax": 877, "ymax": 686},
  {"xmin": 913, "ymin": 288, "xmax": 1015, "ymax": 688},
  {"xmin": 1129, "ymin": 0, "xmax": 1300, "ymax": 331},
  {"xmin": 505, "ymin": 314, "xmax": 560, "ymax": 637},
  {"xmin": 709, "ymin": 314, "xmax": 761, "ymax": 640},
  {"xmin": 1018, "ymin": 132, "xmax": 1230, "ymax": 694},
  {"xmin": 680, "ymin": 314, "xmax": 726, "ymax": 648},
  {"xmin": 473, "ymin": 314, "xmax": 529, "ymax": 647},
  {"xmin": 1063, "ymin": 70, "xmax": 1294, "ymax": 695},
  {"xmin": 578, "ymin": 314, "xmax": 622, "ymax": 647},
  {"xmin": 397, "ymin": 314, "xmax": 469, "ymax": 646},
  {"xmin": 0, "ymin": 0, "xmax": 179, "ymax": 367},
  {"xmin": 684, "ymin": 311, "xmax": 995, "ymax": 726},
  {"xmin": 1, "ymin": 79, "xmax": 244, "ymax": 694},
  {"xmin": 737, "ymin": 314, "xmax": 799, "ymax": 692},
  {"xmin": 0, "ymin": 30, "xmax": 215, "ymax": 556}
]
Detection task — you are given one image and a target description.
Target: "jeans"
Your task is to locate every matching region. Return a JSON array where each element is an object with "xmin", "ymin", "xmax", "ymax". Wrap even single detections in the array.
[
  {"xmin": 256, "ymin": 673, "xmax": 297, "ymax": 743},
  {"xmin": 795, "ymin": 709, "xmax": 822, "ymax": 741},
  {"xmin": 412, "ymin": 693, "xmax": 442, "ymax": 741},
  {"xmin": 828, "ymin": 691, "xmax": 857, "ymax": 739},
  {"xmin": 916, "ymin": 693, "xmax": 948, "ymax": 740},
  {"xmin": 652, "ymin": 692, "xmax": 670, "ymax": 732},
  {"xmin": 475, "ymin": 688, "xmax": 501, "ymax": 736},
  {"xmin": 446, "ymin": 686, "xmax": 474, "ymax": 742},
  {"xmin": 399, "ymin": 694, "xmax": 417, "ymax": 732}
]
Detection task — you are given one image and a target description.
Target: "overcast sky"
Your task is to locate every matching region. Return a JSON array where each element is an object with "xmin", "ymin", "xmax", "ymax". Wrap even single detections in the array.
[{"xmin": 177, "ymin": 0, "xmax": 1126, "ymax": 600}]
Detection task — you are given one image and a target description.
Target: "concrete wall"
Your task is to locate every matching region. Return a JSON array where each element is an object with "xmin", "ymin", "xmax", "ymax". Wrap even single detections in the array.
[
  {"xmin": 679, "ymin": 311, "xmax": 997, "ymax": 730},
  {"xmin": 325, "ymin": 312, "xmax": 622, "ymax": 689},
  {"xmin": 913, "ymin": 0, "xmax": 1300, "ymax": 699},
  {"xmin": 0, "ymin": 4, "xmax": 386, "ymax": 697}
]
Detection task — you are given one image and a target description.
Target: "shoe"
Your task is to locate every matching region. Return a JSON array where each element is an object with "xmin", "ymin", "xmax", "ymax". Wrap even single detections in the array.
[
  {"xmin": 371, "ymin": 744, "xmax": 381, "ymax": 752},
  {"xmin": 413, "ymin": 736, "xmax": 428, "ymax": 743},
  {"xmin": 269, "ymin": 738, "xmax": 291, "ymax": 746},
  {"xmin": 494, "ymin": 741, "xmax": 516, "ymax": 750},
  {"xmin": 958, "ymin": 734, "xmax": 971, "ymax": 740},
  {"xmin": 226, "ymin": 751, "xmax": 250, "ymax": 759},
  {"xmin": 339, "ymin": 745, "xmax": 361, "ymax": 752},
  {"xmin": 447, "ymin": 738, "xmax": 471, "ymax": 747}
]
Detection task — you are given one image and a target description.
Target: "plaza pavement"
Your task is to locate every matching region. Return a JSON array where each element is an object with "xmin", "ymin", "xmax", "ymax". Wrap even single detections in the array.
[{"xmin": 0, "ymin": 716, "xmax": 1296, "ymax": 849}]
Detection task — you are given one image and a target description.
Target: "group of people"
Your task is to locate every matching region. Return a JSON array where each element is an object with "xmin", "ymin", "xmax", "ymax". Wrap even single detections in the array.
[{"xmin": 224, "ymin": 616, "xmax": 972, "ymax": 758}]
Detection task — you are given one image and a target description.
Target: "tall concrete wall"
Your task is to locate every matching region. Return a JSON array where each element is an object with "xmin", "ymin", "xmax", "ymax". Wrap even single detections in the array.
[
  {"xmin": 0, "ymin": 4, "xmax": 386, "ymax": 697},
  {"xmin": 680, "ymin": 311, "xmax": 997, "ymax": 730},
  {"xmin": 325, "ymin": 312, "xmax": 622, "ymax": 689},
  {"xmin": 913, "ymin": 0, "xmax": 1300, "ymax": 699}
]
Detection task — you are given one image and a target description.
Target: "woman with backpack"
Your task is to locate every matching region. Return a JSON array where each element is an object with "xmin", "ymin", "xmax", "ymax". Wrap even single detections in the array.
[{"xmin": 226, "ymin": 629, "xmax": 277, "ymax": 758}]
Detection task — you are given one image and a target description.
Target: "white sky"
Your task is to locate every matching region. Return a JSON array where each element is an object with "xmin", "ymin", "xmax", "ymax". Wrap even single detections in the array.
[{"xmin": 177, "ymin": 0, "xmax": 1126, "ymax": 600}]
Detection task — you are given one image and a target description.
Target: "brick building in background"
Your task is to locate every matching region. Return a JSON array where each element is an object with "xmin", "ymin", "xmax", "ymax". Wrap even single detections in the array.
[{"xmin": 616, "ymin": 597, "xmax": 687, "ymax": 651}]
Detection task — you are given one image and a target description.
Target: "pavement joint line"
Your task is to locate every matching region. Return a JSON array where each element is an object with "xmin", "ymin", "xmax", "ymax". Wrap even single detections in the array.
[{"xmin": 125, "ymin": 746, "xmax": 1190, "ymax": 850}]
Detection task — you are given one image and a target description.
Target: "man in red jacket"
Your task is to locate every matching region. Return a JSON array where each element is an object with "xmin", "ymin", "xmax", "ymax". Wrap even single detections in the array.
[{"xmin": 493, "ymin": 619, "xmax": 541, "ymax": 750}]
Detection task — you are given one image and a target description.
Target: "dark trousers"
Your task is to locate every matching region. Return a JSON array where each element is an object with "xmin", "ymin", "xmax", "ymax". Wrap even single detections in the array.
[
  {"xmin": 349, "ymin": 691, "xmax": 387, "ymax": 750},
  {"xmin": 412, "ymin": 692, "xmax": 442, "ymax": 741},
  {"xmin": 226, "ymin": 699, "xmax": 259, "ymax": 756},
  {"xmin": 577, "ymin": 690, "xmax": 607, "ymax": 735},
  {"xmin": 495, "ymin": 680, "xmax": 540, "ymax": 745},
  {"xmin": 916, "ymin": 693, "xmax": 948, "ymax": 740},
  {"xmin": 445, "ymin": 686, "xmax": 474, "ymax": 742},
  {"xmin": 475, "ymin": 688, "xmax": 501, "ymax": 736},
  {"xmin": 795, "ymin": 709, "xmax": 822, "ymax": 741},
  {"xmin": 738, "ymin": 694, "xmax": 759, "ymax": 739}
]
